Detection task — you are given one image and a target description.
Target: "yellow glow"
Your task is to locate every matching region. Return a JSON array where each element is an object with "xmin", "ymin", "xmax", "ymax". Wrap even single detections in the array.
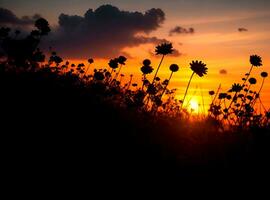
[{"xmin": 189, "ymin": 99, "xmax": 199, "ymax": 113}]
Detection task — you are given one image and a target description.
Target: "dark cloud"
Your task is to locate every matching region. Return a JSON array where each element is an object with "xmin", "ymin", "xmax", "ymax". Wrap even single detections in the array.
[
  {"xmin": 219, "ymin": 69, "xmax": 228, "ymax": 75},
  {"xmin": 169, "ymin": 26, "xmax": 195, "ymax": 36},
  {"xmin": 238, "ymin": 27, "xmax": 248, "ymax": 32},
  {"xmin": 0, "ymin": 7, "xmax": 41, "ymax": 26},
  {"xmin": 47, "ymin": 4, "xmax": 167, "ymax": 59}
]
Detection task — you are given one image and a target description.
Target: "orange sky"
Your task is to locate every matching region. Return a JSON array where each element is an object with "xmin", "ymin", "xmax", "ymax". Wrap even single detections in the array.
[{"xmin": 2, "ymin": 1, "xmax": 269, "ymax": 111}]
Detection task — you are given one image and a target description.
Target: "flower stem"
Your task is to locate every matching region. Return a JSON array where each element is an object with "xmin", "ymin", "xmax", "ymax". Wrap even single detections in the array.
[
  {"xmin": 152, "ymin": 54, "xmax": 165, "ymax": 83},
  {"xmin": 160, "ymin": 71, "xmax": 173, "ymax": 99},
  {"xmin": 180, "ymin": 71, "xmax": 195, "ymax": 110},
  {"xmin": 242, "ymin": 65, "xmax": 254, "ymax": 87}
]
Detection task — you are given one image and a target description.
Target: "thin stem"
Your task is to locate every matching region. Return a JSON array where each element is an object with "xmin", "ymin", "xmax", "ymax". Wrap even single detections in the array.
[
  {"xmin": 114, "ymin": 64, "xmax": 123, "ymax": 81},
  {"xmin": 152, "ymin": 55, "xmax": 165, "ymax": 83},
  {"xmin": 160, "ymin": 71, "xmax": 173, "ymax": 99},
  {"xmin": 211, "ymin": 84, "xmax": 221, "ymax": 105},
  {"xmin": 180, "ymin": 72, "xmax": 195, "ymax": 110},
  {"xmin": 251, "ymin": 78, "xmax": 265, "ymax": 108},
  {"xmin": 242, "ymin": 65, "xmax": 254, "ymax": 87}
]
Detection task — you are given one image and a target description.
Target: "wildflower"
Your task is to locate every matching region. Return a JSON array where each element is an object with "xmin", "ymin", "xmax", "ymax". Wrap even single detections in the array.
[
  {"xmin": 248, "ymin": 77, "xmax": 257, "ymax": 85},
  {"xmin": 231, "ymin": 83, "xmax": 242, "ymax": 92},
  {"xmin": 108, "ymin": 58, "xmax": 119, "ymax": 69},
  {"xmin": 88, "ymin": 58, "xmax": 94, "ymax": 64},
  {"xmin": 94, "ymin": 71, "xmax": 105, "ymax": 81},
  {"xmin": 141, "ymin": 65, "xmax": 154, "ymax": 75},
  {"xmin": 169, "ymin": 64, "xmax": 179, "ymax": 72},
  {"xmin": 250, "ymin": 55, "xmax": 262, "ymax": 67},
  {"xmin": 117, "ymin": 56, "xmax": 127, "ymax": 65},
  {"xmin": 190, "ymin": 60, "xmax": 208, "ymax": 77},
  {"xmin": 218, "ymin": 93, "xmax": 227, "ymax": 99},
  {"xmin": 181, "ymin": 60, "xmax": 208, "ymax": 110},
  {"xmin": 261, "ymin": 72, "xmax": 268, "ymax": 78},
  {"xmin": 143, "ymin": 59, "xmax": 151, "ymax": 66},
  {"xmin": 209, "ymin": 91, "xmax": 215, "ymax": 96},
  {"xmin": 155, "ymin": 43, "xmax": 174, "ymax": 55}
]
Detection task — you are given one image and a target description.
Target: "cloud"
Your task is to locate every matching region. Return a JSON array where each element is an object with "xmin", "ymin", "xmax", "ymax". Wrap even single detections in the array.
[
  {"xmin": 169, "ymin": 26, "xmax": 195, "ymax": 36},
  {"xmin": 238, "ymin": 27, "xmax": 248, "ymax": 32},
  {"xmin": 219, "ymin": 69, "xmax": 228, "ymax": 75},
  {"xmin": 0, "ymin": 7, "xmax": 41, "ymax": 26},
  {"xmin": 47, "ymin": 4, "xmax": 167, "ymax": 59}
]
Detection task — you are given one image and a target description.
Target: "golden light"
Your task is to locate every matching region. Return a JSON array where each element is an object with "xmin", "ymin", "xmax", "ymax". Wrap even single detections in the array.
[{"xmin": 189, "ymin": 99, "xmax": 199, "ymax": 113}]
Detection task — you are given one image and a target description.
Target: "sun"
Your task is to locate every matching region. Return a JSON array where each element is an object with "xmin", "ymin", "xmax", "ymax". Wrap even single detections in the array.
[{"xmin": 189, "ymin": 99, "xmax": 199, "ymax": 113}]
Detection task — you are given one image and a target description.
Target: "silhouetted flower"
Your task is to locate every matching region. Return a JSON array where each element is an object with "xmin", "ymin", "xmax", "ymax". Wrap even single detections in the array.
[
  {"xmin": 117, "ymin": 56, "xmax": 127, "ymax": 65},
  {"xmin": 88, "ymin": 58, "xmax": 94, "ymax": 64},
  {"xmin": 248, "ymin": 77, "xmax": 257, "ymax": 85},
  {"xmin": 143, "ymin": 59, "xmax": 151, "ymax": 66},
  {"xmin": 141, "ymin": 65, "xmax": 154, "ymax": 75},
  {"xmin": 190, "ymin": 60, "xmax": 208, "ymax": 77},
  {"xmin": 169, "ymin": 64, "xmax": 179, "ymax": 72},
  {"xmin": 155, "ymin": 43, "xmax": 174, "ymax": 55},
  {"xmin": 109, "ymin": 59, "xmax": 119, "ymax": 69},
  {"xmin": 94, "ymin": 71, "xmax": 105, "ymax": 81},
  {"xmin": 250, "ymin": 55, "xmax": 262, "ymax": 67},
  {"xmin": 218, "ymin": 93, "xmax": 227, "ymax": 99},
  {"xmin": 247, "ymin": 95, "xmax": 253, "ymax": 101},
  {"xmin": 226, "ymin": 95, "xmax": 232, "ymax": 100},
  {"xmin": 209, "ymin": 91, "xmax": 215, "ymax": 96},
  {"xmin": 231, "ymin": 83, "xmax": 242, "ymax": 92},
  {"xmin": 261, "ymin": 72, "xmax": 268, "ymax": 78}
]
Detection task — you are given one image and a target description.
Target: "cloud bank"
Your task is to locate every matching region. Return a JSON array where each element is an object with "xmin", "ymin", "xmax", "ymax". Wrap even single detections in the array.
[
  {"xmin": 0, "ymin": 7, "xmax": 41, "ymax": 26},
  {"xmin": 48, "ymin": 5, "xmax": 168, "ymax": 59}
]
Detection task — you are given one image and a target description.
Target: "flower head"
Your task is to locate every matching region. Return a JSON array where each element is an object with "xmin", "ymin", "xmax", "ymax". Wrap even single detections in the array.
[
  {"xmin": 143, "ymin": 59, "xmax": 151, "ymax": 66},
  {"xmin": 231, "ymin": 83, "xmax": 242, "ymax": 92},
  {"xmin": 88, "ymin": 58, "xmax": 94, "ymax": 64},
  {"xmin": 250, "ymin": 55, "xmax": 262, "ymax": 67},
  {"xmin": 261, "ymin": 72, "xmax": 268, "ymax": 78},
  {"xmin": 141, "ymin": 65, "xmax": 154, "ymax": 75},
  {"xmin": 209, "ymin": 91, "xmax": 215, "ymax": 96},
  {"xmin": 155, "ymin": 43, "xmax": 174, "ymax": 55},
  {"xmin": 108, "ymin": 58, "xmax": 119, "ymax": 69},
  {"xmin": 169, "ymin": 64, "xmax": 179, "ymax": 72},
  {"xmin": 248, "ymin": 77, "xmax": 257, "ymax": 85},
  {"xmin": 190, "ymin": 60, "xmax": 208, "ymax": 77},
  {"xmin": 117, "ymin": 56, "xmax": 127, "ymax": 65}
]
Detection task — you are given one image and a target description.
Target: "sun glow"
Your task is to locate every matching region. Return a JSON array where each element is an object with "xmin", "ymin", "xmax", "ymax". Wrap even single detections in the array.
[{"xmin": 189, "ymin": 99, "xmax": 199, "ymax": 113}]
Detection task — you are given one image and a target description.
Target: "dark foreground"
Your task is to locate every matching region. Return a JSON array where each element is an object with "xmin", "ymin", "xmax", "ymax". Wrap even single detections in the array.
[{"xmin": 1, "ymin": 68, "xmax": 270, "ymax": 190}]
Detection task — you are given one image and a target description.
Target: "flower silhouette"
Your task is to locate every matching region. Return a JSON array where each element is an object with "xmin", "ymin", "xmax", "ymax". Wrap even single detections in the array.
[
  {"xmin": 109, "ymin": 58, "xmax": 119, "ymax": 69},
  {"xmin": 181, "ymin": 60, "xmax": 207, "ymax": 110},
  {"xmin": 248, "ymin": 77, "xmax": 257, "ymax": 85},
  {"xmin": 141, "ymin": 65, "xmax": 154, "ymax": 75},
  {"xmin": 190, "ymin": 61, "xmax": 208, "ymax": 77},
  {"xmin": 169, "ymin": 64, "xmax": 179, "ymax": 72},
  {"xmin": 117, "ymin": 56, "xmax": 127, "ymax": 65},
  {"xmin": 261, "ymin": 72, "xmax": 268, "ymax": 78},
  {"xmin": 155, "ymin": 43, "xmax": 174, "ymax": 55},
  {"xmin": 231, "ymin": 83, "xmax": 242, "ymax": 92},
  {"xmin": 250, "ymin": 55, "xmax": 262, "ymax": 67}
]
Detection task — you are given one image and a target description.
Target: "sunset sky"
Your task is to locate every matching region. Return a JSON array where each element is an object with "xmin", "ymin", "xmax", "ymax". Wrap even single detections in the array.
[{"xmin": 1, "ymin": 0, "xmax": 270, "ymax": 111}]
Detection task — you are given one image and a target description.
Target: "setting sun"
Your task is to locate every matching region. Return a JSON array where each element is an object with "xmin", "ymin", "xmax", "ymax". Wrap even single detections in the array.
[{"xmin": 189, "ymin": 99, "xmax": 199, "ymax": 113}]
